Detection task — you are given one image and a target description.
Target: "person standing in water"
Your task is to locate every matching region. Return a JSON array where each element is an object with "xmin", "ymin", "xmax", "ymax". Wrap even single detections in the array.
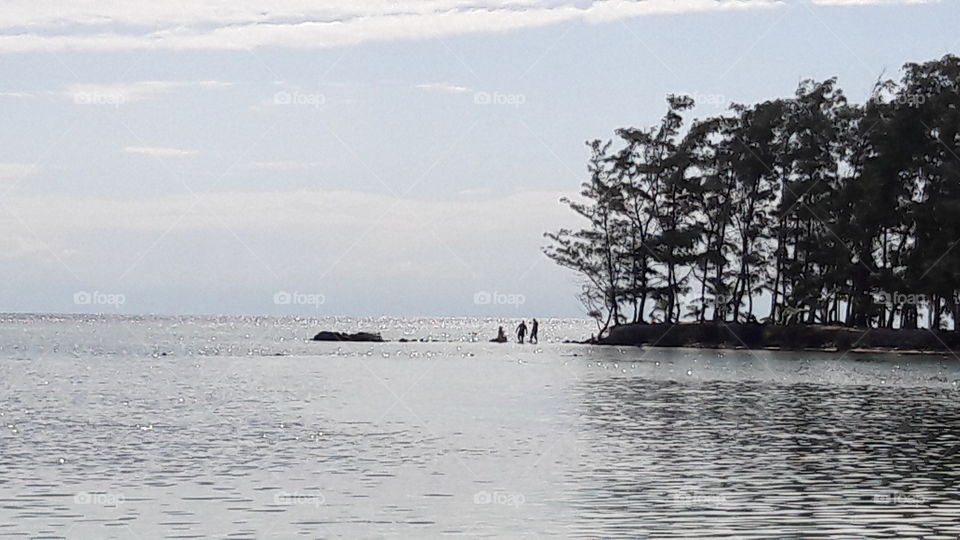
[
  {"xmin": 517, "ymin": 320, "xmax": 527, "ymax": 344},
  {"xmin": 530, "ymin": 319, "xmax": 539, "ymax": 344}
]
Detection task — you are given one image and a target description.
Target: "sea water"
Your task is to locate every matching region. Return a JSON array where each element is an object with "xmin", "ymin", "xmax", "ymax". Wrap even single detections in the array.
[{"xmin": 1, "ymin": 314, "xmax": 959, "ymax": 538}]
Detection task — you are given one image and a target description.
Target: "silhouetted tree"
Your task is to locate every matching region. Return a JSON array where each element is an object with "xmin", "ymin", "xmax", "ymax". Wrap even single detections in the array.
[
  {"xmin": 544, "ymin": 140, "xmax": 626, "ymax": 336},
  {"xmin": 546, "ymin": 54, "xmax": 960, "ymax": 332}
]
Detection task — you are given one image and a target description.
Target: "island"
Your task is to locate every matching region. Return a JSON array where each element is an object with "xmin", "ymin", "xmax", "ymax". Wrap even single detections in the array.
[{"xmin": 544, "ymin": 55, "xmax": 960, "ymax": 353}]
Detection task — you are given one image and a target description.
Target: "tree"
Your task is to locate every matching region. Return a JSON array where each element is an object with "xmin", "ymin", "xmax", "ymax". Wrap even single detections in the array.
[
  {"xmin": 545, "ymin": 54, "xmax": 960, "ymax": 331},
  {"xmin": 544, "ymin": 140, "xmax": 627, "ymax": 337}
]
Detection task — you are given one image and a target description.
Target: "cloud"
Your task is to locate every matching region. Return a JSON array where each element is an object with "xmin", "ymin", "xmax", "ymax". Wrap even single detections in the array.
[
  {"xmin": 811, "ymin": 0, "xmax": 937, "ymax": 4},
  {"xmin": 0, "ymin": 187, "xmax": 588, "ymax": 315},
  {"xmin": 0, "ymin": 1, "xmax": 792, "ymax": 54},
  {"xmin": 0, "ymin": 188, "xmax": 577, "ymax": 287},
  {"xmin": 124, "ymin": 146, "xmax": 198, "ymax": 157},
  {"xmin": 0, "ymin": 234, "xmax": 48, "ymax": 260},
  {"xmin": 0, "ymin": 0, "xmax": 934, "ymax": 54},
  {"xmin": 0, "ymin": 162, "xmax": 39, "ymax": 179},
  {"xmin": 416, "ymin": 82, "xmax": 472, "ymax": 94},
  {"xmin": 63, "ymin": 80, "xmax": 232, "ymax": 105},
  {"xmin": 458, "ymin": 187, "xmax": 492, "ymax": 197},
  {"xmin": 0, "ymin": 188, "xmax": 573, "ymax": 233},
  {"xmin": 0, "ymin": 0, "xmax": 938, "ymax": 55},
  {"xmin": 0, "ymin": 91, "xmax": 34, "ymax": 99},
  {"xmin": 246, "ymin": 160, "xmax": 322, "ymax": 171}
]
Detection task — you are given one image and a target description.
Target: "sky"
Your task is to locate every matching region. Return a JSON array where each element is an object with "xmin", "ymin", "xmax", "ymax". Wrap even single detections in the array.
[{"xmin": 0, "ymin": 0, "xmax": 955, "ymax": 317}]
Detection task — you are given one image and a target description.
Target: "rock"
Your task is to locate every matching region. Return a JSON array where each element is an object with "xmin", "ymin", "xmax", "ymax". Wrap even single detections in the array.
[{"xmin": 312, "ymin": 331, "xmax": 384, "ymax": 342}]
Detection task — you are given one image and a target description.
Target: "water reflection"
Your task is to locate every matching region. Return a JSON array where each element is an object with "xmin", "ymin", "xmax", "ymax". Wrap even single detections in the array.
[{"xmin": 570, "ymin": 378, "xmax": 960, "ymax": 538}]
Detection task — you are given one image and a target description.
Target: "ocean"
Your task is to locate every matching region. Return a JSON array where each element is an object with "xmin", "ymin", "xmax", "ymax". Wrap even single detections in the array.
[{"xmin": 1, "ymin": 314, "xmax": 959, "ymax": 538}]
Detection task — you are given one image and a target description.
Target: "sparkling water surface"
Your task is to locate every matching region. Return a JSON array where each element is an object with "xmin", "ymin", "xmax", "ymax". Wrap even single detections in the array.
[{"xmin": 2, "ymin": 314, "xmax": 960, "ymax": 539}]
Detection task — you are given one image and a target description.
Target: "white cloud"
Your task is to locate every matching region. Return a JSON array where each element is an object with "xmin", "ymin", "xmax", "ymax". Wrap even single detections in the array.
[
  {"xmin": 0, "ymin": 189, "xmax": 577, "ymax": 288},
  {"xmin": 124, "ymin": 146, "xmax": 198, "ymax": 157},
  {"xmin": 0, "ymin": 234, "xmax": 48, "ymax": 260},
  {"xmin": 63, "ymin": 80, "xmax": 232, "ymax": 105},
  {"xmin": 0, "ymin": 0, "xmax": 937, "ymax": 54},
  {"xmin": 0, "ymin": 189, "xmax": 572, "ymax": 233},
  {"xmin": 246, "ymin": 160, "xmax": 322, "ymax": 171},
  {"xmin": 0, "ymin": 1, "xmax": 791, "ymax": 53},
  {"xmin": 0, "ymin": 188, "xmax": 587, "ymax": 314},
  {"xmin": 416, "ymin": 82, "xmax": 472, "ymax": 94},
  {"xmin": 812, "ymin": 0, "xmax": 936, "ymax": 4},
  {"xmin": 458, "ymin": 187, "xmax": 492, "ymax": 197},
  {"xmin": 0, "ymin": 162, "xmax": 39, "ymax": 179},
  {"xmin": 0, "ymin": 91, "xmax": 34, "ymax": 99}
]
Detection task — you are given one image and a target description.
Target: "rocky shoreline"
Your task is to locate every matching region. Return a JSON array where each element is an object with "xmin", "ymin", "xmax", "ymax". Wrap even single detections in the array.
[{"xmin": 596, "ymin": 323, "xmax": 960, "ymax": 354}]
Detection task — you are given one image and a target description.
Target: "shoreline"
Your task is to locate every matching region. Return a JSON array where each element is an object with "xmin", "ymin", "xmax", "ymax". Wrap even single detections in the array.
[
  {"xmin": 594, "ymin": 323, "xmax": 960, "ymax": 356},
  {"xmin": 589, "ymin": 343, "xmax": 952, "ymax": 357}
]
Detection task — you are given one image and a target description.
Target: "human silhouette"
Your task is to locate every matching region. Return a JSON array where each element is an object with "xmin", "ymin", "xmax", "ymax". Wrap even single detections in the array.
[
  {"xmin": 530, "ymin": 319, "xmax": 539, "ymax": 344},
  {"xmin": 491, "ymin": 326, "xmax": 507, "ymax": 343},
  {"xmin": 517, "ymin": 321, "xmax": 527, "ymax": 344}
]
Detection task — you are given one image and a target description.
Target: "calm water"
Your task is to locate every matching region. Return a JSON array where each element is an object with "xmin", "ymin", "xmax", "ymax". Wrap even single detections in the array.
[{"xmin": 2, "ymin": 314, "xmax": 960, "ymax": 539}]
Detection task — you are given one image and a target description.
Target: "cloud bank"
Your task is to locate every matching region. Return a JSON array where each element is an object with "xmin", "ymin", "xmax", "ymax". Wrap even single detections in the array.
[
  {"xmin": 0, "ymin": 189, "xmax": 582, "ymax": 315},
  {"xmin": 0, "ymin": 0, "xmax": 934, "ymax": 54},
  {"xmin": 63, "ymin": 80, "xmax": 232, "ymax": 104},
  {"xmin": 124, "ymin": 146, "xmax": 199, "ymax": 157}
]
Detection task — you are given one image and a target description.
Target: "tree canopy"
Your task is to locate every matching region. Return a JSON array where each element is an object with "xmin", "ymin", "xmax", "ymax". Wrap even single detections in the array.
[{"xmin": 545, "ymin": 55, "xmax": 960, "ymax": 337}]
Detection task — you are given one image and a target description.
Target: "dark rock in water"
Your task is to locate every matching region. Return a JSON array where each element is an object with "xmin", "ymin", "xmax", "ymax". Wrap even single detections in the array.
[{"xmin": 312, "ymin": 331, "xmax": 384, "ymax": 342}]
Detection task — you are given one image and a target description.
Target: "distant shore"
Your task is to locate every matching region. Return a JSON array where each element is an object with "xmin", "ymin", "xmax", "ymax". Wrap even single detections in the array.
[{"xmin": 595, "ymin": 323, "xmax": 960, "ymax": 355}]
